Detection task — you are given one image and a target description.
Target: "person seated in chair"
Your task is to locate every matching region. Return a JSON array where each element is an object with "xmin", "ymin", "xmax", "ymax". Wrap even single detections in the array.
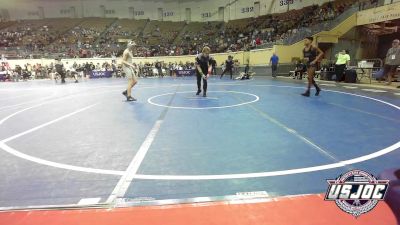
[{"xmin": 294, "ymin": 60, "xmax": 306, "ymax": 80}]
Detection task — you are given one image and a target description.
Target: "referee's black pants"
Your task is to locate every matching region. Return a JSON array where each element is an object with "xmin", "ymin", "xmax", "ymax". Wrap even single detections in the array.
[{"xmin": 197, "ymin": 73, "xmax": 207, "ymax": 93}]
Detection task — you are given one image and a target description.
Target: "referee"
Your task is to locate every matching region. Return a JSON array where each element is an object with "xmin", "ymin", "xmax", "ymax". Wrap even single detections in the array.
[{"xmin": 195, "ymin": 46, "xmax": 213, "ymax": 97}]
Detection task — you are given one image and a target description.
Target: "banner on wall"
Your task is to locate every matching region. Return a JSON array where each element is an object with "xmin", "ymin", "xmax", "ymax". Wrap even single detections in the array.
[
  {"xmin": 175, "ymin": 69, "xmax": 195, "ymax": 76},
  {"xmin": 90, "ymin": 71, "xmax": 112, "ymax": 78},
  {"xmin": 357, "ymin": 2, "xmax": 400, "ymax": 25}
]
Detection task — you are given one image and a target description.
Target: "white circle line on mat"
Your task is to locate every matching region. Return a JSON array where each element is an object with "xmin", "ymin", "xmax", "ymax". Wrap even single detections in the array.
[
  {"xmin": 147, "ymin": 91, "xmax": 260, "ymax": 109},
  {"xmin": 0, "ymin": 84, "xmax": 398, "ymax": 179}
]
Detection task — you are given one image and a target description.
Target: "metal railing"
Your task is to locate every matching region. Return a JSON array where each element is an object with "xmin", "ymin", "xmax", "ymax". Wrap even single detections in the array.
[
  {"xmin": 287, "ymin": 5, "xmax": 359, "ymax": 45},
  {"xmin": 259, "ymin": 1, "xmax": 389, "ymax": 49}
]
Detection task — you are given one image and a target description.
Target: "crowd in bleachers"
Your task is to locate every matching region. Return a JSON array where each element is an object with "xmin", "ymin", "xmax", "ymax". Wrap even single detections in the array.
[
  {"xmin": 0, "ymin": 0, "xmax": 380, "ymax": 59},
  {"xmin": 0, "ymin": 59, "xmax": 196, "ymax": 81},
  {"xmin": 0, "ymin": 23, "xmax": 56, "ymax": 50},
  {"xmin": 0, "ymin": 19, "xmax": 83, "ymax": 52},
  {"xmin": 95, "ymin": 0, "xmax": 358, "ymax": 57},
  {"xmin": 0, "ymin": 60, "xmax": 120, "ymax": 81}
]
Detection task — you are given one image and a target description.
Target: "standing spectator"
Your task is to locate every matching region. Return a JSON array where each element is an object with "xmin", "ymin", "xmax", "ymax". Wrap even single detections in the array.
[
  {"xmin": 15, "ymin": 65, "xmax": 22, "ymax": 81},
  {"xmin": 84, "ymin": 62, "xmax": 91, "ymax": 77},
  {"xmin": 270, "ymin": 53, "xmax": 279, "ymax": 78},
  {"xmin": 155, "ymin": 61, "xmax": 163, "ymax": 78},
  {"xmin": 27, "ymin": 63, "xmax": 32, "ymax": 79},
  {"xmin": 111, "ymin": 62, "xmax": 117, "ymax": 77},
  {"xmin": 234, "ymin": 60, "xmax": 240, "ymax": 74},
  {"xmin": 384, "ymin": 39, "xmax": 400, "ymax": 85},
  {"xmin": 255, "ymin": 37, "xmax": 261, "ymax": 46},
  {"xmin": 168, "ymin": 63, "xmax": 173, "ymax": 76},
  {"xmin": 334, "ymin": 49, "xmax": 350, "ymax": 82},
  {"xmin": 210, "ymin": 58, "xmax": 217, "ymax": 75},
  {"xmin": 54, "ymin": 59, "xmax": 66, "ymax": 84}
]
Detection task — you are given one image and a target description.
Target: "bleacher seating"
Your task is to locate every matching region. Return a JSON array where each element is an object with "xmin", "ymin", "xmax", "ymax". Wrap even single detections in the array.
[{"xmin": 0, "ymin": 0, "xmax": 365, "ymax": 58}]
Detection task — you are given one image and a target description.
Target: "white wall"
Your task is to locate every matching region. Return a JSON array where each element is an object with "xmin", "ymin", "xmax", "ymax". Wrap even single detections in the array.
[
  {"xmin": 3, "ymin": 0, "xmax": 333, "ymax": 22},
  {"xmin": 43, "ymin": 1, "xmax": 81, "ymax": 18}
]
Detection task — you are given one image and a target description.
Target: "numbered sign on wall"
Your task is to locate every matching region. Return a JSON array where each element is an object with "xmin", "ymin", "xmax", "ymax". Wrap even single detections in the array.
[
  {"xmin": 280, "ymin": 0, "xmax": 294, "ymax": 6},
  {"xmin": 241, "ymin": 7, "xmax": 254, "ymax": 13}
]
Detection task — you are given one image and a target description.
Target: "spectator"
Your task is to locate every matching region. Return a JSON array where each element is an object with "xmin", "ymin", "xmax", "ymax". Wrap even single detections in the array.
[
  {"xmin": 334, "ymin": 49, "xmax": 350, "ymax": 82},
  {"xmin": 384, "ymin": 39, "xmax": 400, "ymax": 85},
  {"xmin": 294, "ymin": 60, "xmax": 306, "ymax": 80},
  {"xmin": 270, "ymin": 53, "xmax": 279, "ymax": 78}
]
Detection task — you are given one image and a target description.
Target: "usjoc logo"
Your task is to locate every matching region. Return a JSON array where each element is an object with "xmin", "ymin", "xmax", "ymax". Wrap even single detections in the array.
[{"xmin": 325, "ymin": 170, "xmax": 389, "ymax": 218}]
